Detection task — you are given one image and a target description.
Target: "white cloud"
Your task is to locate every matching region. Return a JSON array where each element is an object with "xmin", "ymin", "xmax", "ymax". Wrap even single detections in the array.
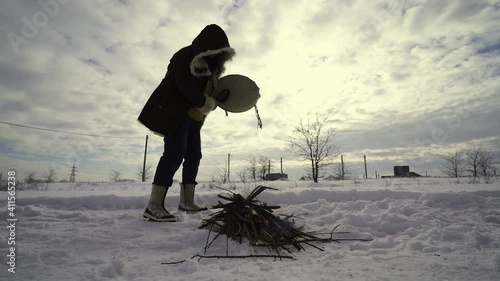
[{"xmin": 0, "ymin": 0, "xmax": 498, "ymax": 181}]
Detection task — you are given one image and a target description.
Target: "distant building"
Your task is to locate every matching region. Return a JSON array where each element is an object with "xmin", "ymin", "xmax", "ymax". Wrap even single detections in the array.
[
  {"xmin": 382, "ymin": 165, "xmax": 421, "ymax": 178},
  {"xmin": 265, "ymin": 173, "xmax": 288, "ymax": 181},
  {"xmin": 394, "ymin": 166, "xmax": 410, "ymax": 177}
]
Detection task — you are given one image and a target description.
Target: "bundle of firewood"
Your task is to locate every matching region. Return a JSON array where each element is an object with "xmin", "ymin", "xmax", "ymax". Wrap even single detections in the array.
[{"xmin": 199, "ymin": 185, "xmax": 366, "ymax": 258}]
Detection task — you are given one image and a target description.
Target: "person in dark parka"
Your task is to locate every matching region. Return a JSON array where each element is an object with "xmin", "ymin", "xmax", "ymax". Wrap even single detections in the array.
[{"xmin": 138, "ymin": 24, "xmax": 235, "ymax": 222}]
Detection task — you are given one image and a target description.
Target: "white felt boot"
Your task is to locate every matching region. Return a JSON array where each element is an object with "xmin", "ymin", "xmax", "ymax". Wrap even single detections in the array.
[
  {"xmin": 178, "ymin": 184, "xmax": 208, "ymax": 212},
  {"xmin": 143, "ymin": 184, "xmax": 177, "ymax": 222}
]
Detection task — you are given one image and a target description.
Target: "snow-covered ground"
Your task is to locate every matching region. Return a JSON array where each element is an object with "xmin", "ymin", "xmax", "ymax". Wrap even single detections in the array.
[{"xmin": 1, "ymin": 178, "xmax": 499, "ymax": 281}]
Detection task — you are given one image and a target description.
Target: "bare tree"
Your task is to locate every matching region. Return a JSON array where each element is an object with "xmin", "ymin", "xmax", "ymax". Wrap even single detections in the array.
[
  {"xmin": 333, "ymin": 163, "xmax": 343, "ymax": 180},
  {"xmin": 258, "ymin": 155, "xmax": 271, "ymax": 180},
  {"xmin": 440, "ymin": 149, "xmax": 465, "ymax": 178},
  {"xmin": 110, "ymin": 169, "xmax": 122, "ymax": 182},
  {"xmin": 42, "ymin": 166, "xmax": 58, "ymax": 183},
  {"xmin": 247, "ymin": 157, "xmax": 258, "ymax": 181},
  {"xmin": 289, "ymin": 111, "xmax": 340, "ymax": 183},
  {"xmin": 24, "ymin": 171, "xmax": 37, "ymax": 184},
  {"xmin": 478, "ymin": 149, "xmax": 496, "ymax": 178},
  {"xmin": 23, "ymin": 170, "xmax": 40, "ymax": 190},
  {"xmin": 137, "ymin": 165, "xmax": 153, "ymax": 182},
  {"xmin": 211, "ymin": 162, "xmax": 228, "ymax": 183},
  {"xmin": 237, "ymin": 169, "xmax": 248, "ymax": 183},
  {"xmin": 333, "ymin": 161, "xmax": 351, "ymax": 180},
  {"xmin": 465, "ymin": 146, "xmax": 484, "ymax": 178}
]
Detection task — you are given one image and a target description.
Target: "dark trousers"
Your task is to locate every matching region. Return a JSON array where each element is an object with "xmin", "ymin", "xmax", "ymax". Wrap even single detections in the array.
[{"xmin": 153, "ymin": 114, "xmax": 202, "ymax": 187}]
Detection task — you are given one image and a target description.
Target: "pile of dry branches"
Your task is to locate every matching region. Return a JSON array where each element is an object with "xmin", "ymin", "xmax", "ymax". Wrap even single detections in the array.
[{"xmin": 198, "ymin": 185, "xmax": 370, "ymax": 259}]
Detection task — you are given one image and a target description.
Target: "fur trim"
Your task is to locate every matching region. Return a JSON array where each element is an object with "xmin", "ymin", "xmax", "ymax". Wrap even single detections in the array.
[
  {"xmin": 190, "ymin": 47, "xmax": 236, "ymax": 78},
  {"xmin": 196, "ymin": 96, "xmax": 217, "ymax": 115}
]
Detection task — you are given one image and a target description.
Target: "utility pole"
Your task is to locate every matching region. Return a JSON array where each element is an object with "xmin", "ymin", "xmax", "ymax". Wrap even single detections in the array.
[
  {"xmin": 142, "ymin": 135, "xmax": 148, "ymax": 182},
  {"xmin": 280, "ymin": 158, "xmax": 283, "ymax": 174},
  {"xmin": 69, "ymin": 163, "xmax": 77, "ymax": 182},
  {"xmin": 341, "ymin": 155, "xmax": 344, "ymax": 180},
  {"xmin": 364, "ymin": 155, "xmax": 368, "ymax": 179},
  {"xmin": 268, "ymin": 159, "xmax": 271, "ymax": 175},
  {"xmin": 227, "ymin": 153, "xmax": 230, "ymax": 183}
]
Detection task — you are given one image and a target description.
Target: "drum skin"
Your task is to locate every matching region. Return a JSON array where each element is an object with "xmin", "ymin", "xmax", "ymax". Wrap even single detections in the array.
[{"xmin": 214, "ymin": 74, "xmax": 260, "ymax": 113}]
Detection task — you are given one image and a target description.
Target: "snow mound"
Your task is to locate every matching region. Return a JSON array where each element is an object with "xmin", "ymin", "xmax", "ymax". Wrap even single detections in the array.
[{"xmin": 1, "ymin": 179, "xmax": 499, "ymax": 280}]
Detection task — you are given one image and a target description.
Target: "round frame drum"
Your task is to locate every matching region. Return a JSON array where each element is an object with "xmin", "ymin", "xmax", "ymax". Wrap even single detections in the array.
[{"xmin": 214, "ymin": 74, "xmax": 260, "ymax": 113}]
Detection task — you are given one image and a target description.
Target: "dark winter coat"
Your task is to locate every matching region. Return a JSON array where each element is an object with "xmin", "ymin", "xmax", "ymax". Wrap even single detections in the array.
[{"xmin": 138, "ymin": 24, "xmax": 235, "ymax": 136}]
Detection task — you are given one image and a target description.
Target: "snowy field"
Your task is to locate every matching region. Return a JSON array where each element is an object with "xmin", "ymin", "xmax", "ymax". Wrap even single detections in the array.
[{"xmin": 1, "ymin": 177, "xmax": 499, "ymax": 281}]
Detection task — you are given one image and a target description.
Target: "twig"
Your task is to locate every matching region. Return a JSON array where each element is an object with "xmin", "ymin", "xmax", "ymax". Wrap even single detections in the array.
[
  {"xmin": 161, "ymin": 260, "xmax": 186, "ymax": 265},
  {"xmin": 332, "ymin": 238, "xmax": 373, "ymax": 242},
  {"xmin": 191, "ymin": 254, "xmax": 295, "ymax": 261},
  {"xmin": 331, "ymin": 224, "xmax": 342, "ymax": 234},
  {"xmin": 253, "ymin": 236, "xmax": 372, "ymax": 248},
  {"xmin": 303, "ymin": 241, "xmax": 324, "ymax": 251},
  {"xmin": 204, "ymin": 223, "xmax": 215, "ymax": 253}
]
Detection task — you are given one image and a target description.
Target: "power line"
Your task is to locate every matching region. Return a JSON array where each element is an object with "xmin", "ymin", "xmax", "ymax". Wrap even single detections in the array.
[{"xmin": 0, "ymin": 121, "xmax": 143, "ymax": 140}]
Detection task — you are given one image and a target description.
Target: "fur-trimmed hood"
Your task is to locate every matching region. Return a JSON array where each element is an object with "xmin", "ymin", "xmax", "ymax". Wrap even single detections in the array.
[{"xmin": 190, "ymin": 24, "xmax": 236, "ymax": 78}]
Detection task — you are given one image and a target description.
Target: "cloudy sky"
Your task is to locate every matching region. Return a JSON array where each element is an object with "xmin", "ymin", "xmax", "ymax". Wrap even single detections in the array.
[{"xmin": 0, "ymin": 0, "xmax": 499, "ymax": 182}]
